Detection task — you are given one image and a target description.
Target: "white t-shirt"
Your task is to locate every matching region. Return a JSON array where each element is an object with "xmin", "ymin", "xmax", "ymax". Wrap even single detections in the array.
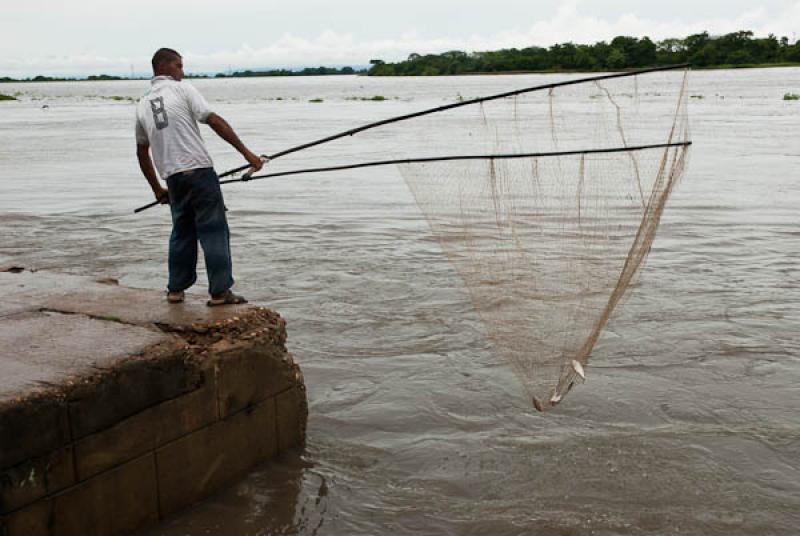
[{"xmin": 135, "ymin": 76, "xmax": 214, "ymax": 179}]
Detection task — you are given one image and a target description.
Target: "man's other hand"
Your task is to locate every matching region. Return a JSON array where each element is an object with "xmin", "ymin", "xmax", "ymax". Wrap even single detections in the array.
[{"xmin": 155, "ymin": 187, "xmax": 169, "ymax": 204}]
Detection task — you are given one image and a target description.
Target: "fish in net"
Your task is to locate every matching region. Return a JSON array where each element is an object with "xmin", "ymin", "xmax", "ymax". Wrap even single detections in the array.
[{"xmin": 137, "ymin": 66, "xmax": 692, "ymax": 411}]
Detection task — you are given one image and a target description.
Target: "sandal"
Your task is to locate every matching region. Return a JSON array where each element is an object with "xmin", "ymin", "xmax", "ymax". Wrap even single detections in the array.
[
  {"xmin": 207, "ymin": 289, "xmax": 248, "ymax": 307},
  {"xmin": 167, "ymin": 290, "xmax": 185, "ymax": 304}
]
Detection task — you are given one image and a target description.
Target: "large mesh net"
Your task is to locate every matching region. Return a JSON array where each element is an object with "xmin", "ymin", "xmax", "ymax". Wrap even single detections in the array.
[
  {"xmin": 394, "ymin": 70, "xmax": 690, "ymax": 410},
  {"xmin": 252, "ymin": 68, "xmax": 692, "ymax": 411}
]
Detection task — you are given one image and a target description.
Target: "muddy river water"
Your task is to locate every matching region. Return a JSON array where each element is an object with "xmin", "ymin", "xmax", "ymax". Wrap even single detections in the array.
[{"xmin": 1, "ymin": 68, "xmax": 798, "ymax": 535}]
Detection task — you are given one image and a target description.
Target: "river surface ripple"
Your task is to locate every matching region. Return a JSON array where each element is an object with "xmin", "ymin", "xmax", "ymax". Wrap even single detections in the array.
[{"xmin": 1, "ymin": 69, "xmax": 798, "ymax": 535}]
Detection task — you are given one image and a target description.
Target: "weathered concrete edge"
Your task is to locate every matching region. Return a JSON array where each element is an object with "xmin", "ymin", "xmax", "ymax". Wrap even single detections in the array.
[
  {"xmin": 1, "ymin": 385, "xmax": 307, "ymax": 536},
  {"xmin": 0, "ymin": 335, "xmax": 194, "ymax": 471},
  {"xmin": 0, "ymin": 316, "xmax": 308, "ymax": 534},
  {"xmin": 0, "ymin": 270, "xmax": 308, "ymax": 536},
  {"xmin": 0, "ymin": 268, "xmax": 294, "ymax": 468}
]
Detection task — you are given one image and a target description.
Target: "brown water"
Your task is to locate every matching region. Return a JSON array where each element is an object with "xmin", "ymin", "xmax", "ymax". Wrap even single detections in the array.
[{"xmin": 1, "ymin": 69, "xmax": 799, "ymax": 535}]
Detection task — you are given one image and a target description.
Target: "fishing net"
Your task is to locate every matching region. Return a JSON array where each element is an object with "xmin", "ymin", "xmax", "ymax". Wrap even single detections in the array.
[
  {"xmin": 141, "ymin": 67, "xmax": 691, "ymax": 411},
  {"xmin": 280, "ymin": 68, "xmax": 690, "ymax": 410},
  {"xmin": 385, "ymin": 69, "xmax": 691, "ymax": 410}
]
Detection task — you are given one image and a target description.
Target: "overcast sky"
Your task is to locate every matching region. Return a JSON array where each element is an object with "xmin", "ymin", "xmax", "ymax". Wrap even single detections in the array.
[{"xmin": 1, "ymin": 0, "xmax": 799, "ymax": 76}]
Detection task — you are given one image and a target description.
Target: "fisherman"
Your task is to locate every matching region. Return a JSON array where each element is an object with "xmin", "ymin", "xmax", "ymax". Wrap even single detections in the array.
[{"xmin": 135, "ymin": 47, "xmax": 263, "ymax": 306}]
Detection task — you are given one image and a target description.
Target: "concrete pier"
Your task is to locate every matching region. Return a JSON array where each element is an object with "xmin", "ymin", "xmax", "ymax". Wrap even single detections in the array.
[{"xmin": 0, "ymin": 267, "xmax": 307, "ymax": 536}]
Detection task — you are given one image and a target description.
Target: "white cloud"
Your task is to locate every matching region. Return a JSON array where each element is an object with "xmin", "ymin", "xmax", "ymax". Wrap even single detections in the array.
[{"xmin": 2, "ymin": 1, "xmax": 799, "ymax": 77}]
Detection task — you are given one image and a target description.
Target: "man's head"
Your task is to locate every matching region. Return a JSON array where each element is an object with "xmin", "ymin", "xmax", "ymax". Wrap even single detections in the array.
[{"xmin": 151, "ymin": 48, "xmax": 184, "ymax": 81}]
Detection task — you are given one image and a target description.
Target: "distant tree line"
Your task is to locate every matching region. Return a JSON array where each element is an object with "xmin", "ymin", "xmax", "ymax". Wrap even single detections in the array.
[
  {"xmin": 215, "ymin": 66, "xmax": 365, "ymax": 78},
  {"xmin": 4, "ymin": 31, "xmax": 798, "ymax": 82},
  {"xmin": 368, "ymin": 31, "xmax": 800, "ymax": 75},
  {"xmin": 0, "ymin": 67, "xmax": 365, "ymax": 83},
  {"xmin": 87, "ymin": 74, "xmax": 124, "ymax": 80},
  {"xmin": 1, "ymin": 75, "xmax": 75, "ymax": 82},
  {"xmin": 1, "ymin": 74, "xmax": 125, "ymax": 82}
]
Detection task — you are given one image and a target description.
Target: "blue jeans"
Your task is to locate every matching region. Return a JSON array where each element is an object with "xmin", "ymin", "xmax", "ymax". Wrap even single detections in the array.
[{"xmin": 166, "ymin": 167, "xmax": 234, "ymax": 295}]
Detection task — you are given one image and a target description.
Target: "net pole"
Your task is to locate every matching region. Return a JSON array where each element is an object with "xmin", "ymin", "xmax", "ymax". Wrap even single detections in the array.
[
  {"xmin": 133, "ymin": 141, "xmax": 691, "ymax": 212},
  {"xmin": 223, "ymin": 141, "xmax": 693, "ymax": 184},
  {"xmin": 133, "ymin": 64, "xmax": 691, "ymax": 213},
  {"xmin": 266, "ymin": 64, "xmax": 690, "ymax": 162}
]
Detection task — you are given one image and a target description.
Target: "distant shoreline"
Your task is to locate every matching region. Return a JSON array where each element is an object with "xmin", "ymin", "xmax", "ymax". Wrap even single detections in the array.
[
  {"xmin": 4, "ymin": 29, "xmax": 800, "ymax": 82},
  {"xmin": 2, "ymin": 62, "xmax": 800, "ymax": 83},
  {"xmin": 366, "ymin": 31, "xmax": 800, "ymax": 76},
  {"xmin": 0, "ymin": 66, "xmax": 366, "ymax": 83},
  {"xmin": 412, "ymin": 62, "xmax": 800, "ymax": 76}
]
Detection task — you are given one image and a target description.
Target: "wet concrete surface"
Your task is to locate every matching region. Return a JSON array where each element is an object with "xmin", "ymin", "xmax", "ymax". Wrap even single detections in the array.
[
  {"xmin": 0, "ymin": 311, "xmax": 168, "ymax": 400},
  {"xmin": 0, "ymin": 268, "xmax": 254, "ymax": 401}
]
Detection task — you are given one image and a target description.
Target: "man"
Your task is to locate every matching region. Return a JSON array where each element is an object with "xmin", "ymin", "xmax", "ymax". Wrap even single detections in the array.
[{"xmin": 135, "ymin": 48, "xmax": 263, "ymax": 306}]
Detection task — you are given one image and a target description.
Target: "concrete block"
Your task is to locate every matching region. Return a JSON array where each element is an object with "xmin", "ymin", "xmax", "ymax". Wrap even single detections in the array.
[
  {"xmin": 1, "ymin": 446, "xmax": 74, "ymax": 515},
  {"xmin": 156, "ymin": 398, "xmax": 277, "ymax": 517},
  {"xmin": 1, "ymin": 499, "xmax": 51, "ymax": 536},
  {"xmin": 52, "ymin": 454, "xmax": 158, "ymax": 536},
  {"xmin": 67, "ymin": 349, "xmax": 202, "ymax": 440},
  {"xmin": 0, "ymin": 270, "xmax": 307, "ymax": 536},
  {"xmin": 0, "ymin": 397, "xmax": 70, "ymax": 471},
  {"xmin": 216, "ymin": 346, "xmax": 295, "ymax": 417},
  {"xmin": 276, "ymin": 386, "xmax": 308, "ymax": 452},
  {"xmin": 74, "ymin": 380, "xmax": 217, "ymax": 481}
]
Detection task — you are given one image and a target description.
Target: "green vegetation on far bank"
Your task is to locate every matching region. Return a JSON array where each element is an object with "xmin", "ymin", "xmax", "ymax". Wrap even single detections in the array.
[
  {"xmin": 0, "ymin": 93, "xmax": 17, "ymax": 101},
  {"xmin": 0, "ymin": 74, "xmax": 126, "ymax": 83},
  {"xmin": 5, "ymin": 30, "xmax": 800, "ymax": 83},
  {"xmin": 346, "ymin": 95, "xmax": 389, "ymax": 101},
  {"xmin": 367, "ymin": 30, "xmax": 800, "ymax": 76},
  {"xmin": 785, "ymin": 93, "xmax": 800, "ymax": 101},
  {"xmin": 1, "ymin": 74, "xmax": 121, "ymax": 83},
  {"xmin": 219, "ymin": 66, "xmax": 365, "ymax": 78},
  {"xmin": 0, "ymin": 66, "xmax": 365, "ymax": 83}
]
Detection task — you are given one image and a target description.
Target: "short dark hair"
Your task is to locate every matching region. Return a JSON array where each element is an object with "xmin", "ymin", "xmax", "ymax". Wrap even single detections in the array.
[{"xmin": 151, "ymin": 48, "xmax": 181, "ymax": 73}]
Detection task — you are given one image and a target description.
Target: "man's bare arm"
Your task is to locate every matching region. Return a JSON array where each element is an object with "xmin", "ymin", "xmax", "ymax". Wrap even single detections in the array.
[
  {"xmin": 136, "ymin": 143, "xmax": 168, "ymax": 203},
  {"xmin": 206, "ymin": 113, "xmax": 263, "ymax": 172}
]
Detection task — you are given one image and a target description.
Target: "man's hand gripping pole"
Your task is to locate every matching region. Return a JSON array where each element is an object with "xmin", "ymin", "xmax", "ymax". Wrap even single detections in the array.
[{"xmin": 241, "ymin": 155, "xmax": 270, "ymax": 182}]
